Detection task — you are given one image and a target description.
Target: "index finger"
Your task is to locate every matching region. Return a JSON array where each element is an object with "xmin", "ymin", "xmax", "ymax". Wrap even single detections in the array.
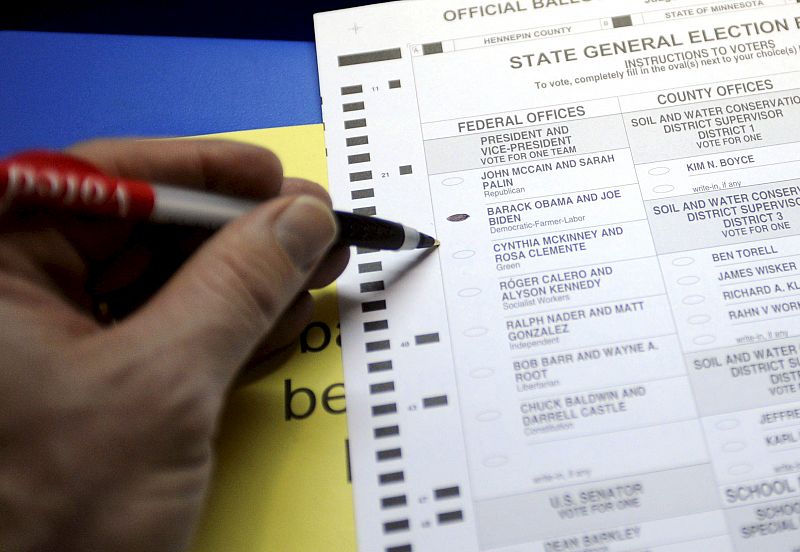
[{"xmin": 67, "ymin": 138, "xmax": 285, "ymax": 200}]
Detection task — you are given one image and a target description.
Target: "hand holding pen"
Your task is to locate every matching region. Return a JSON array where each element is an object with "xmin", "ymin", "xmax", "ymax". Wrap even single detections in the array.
[{"xmin": 0, "ymin": 138, "xmax": 354, "ymax": 552}]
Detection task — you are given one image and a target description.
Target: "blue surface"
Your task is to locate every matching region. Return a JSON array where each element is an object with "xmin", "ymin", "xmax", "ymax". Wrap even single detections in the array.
[{"xmin": 0, "ymin": 31, "xmax": 322, "ymax": 155}]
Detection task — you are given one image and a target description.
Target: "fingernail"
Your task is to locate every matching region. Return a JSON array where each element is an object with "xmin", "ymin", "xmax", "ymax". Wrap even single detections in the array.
[{"xmin": 274, "ymin": 196, "xmax": 337, "ymax": 271}]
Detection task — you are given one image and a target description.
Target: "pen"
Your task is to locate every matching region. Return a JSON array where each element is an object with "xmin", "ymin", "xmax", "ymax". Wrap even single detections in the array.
[{"xmin": 0, "ymin": 150, "xmax": 438, "ymax": 251}]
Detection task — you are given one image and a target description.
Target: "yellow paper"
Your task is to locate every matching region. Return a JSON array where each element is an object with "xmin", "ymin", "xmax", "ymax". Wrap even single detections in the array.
[{"xmin": 188, "ymin": 125, "xmax": 355, "ymax": 552}]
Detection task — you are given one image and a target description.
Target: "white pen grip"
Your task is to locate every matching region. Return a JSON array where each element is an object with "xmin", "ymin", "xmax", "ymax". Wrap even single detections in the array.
[{"xmin": 151, "ymin": 184, "xmax": 258, "ymax": 227}]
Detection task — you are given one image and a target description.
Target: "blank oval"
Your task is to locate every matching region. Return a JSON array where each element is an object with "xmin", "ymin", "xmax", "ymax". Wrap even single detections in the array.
[
  {"xmin": 648, "ymin": 166, "xmax": 671, "ymax": 176},
  {"xmin": 463, "ymin": 327, "xmax": 488, "ymax": 338},
  {"xmin": 722, "ymin": 441, "xmax": 747, "ymax": 453},
  {"xmin": 687, "ymin": 314, "xmax": 712, "ymax": 325},
  {"xmin": 458, "ymin": 288, "xmax": 482, "ymax": 298},
  {"xmin": 728, "ymin": 463, "xmax": 753, "ymax": 476},
  {"xmin": 693, "ymin": 334, "xmax": 716, "ymax": 346},
  {"xmin": 652, "ymin": 184, "xmax": 675, "ymax": 194},
  {"xmin": 715, "ymin": 418, "xmax": 740, "ymax": 431},
  {"xmin": 672, "ymin": 256, "xmax": 696, "ymax": 267},
  {"xmin": 453, "ymin": 250, "xmax": 476, "ymax": 260},
  {"xmin": 476, "ymin": 410, "xmax": 501, "ymax": 422},
  {"xmin": 442, "ymin": 177, "xmax": 464, "ymax": 187},
  {"xmin": 483, "ymin": 455, "xmax": 509, "ymax": 468},
  {"xmin": 682, "ymin": 295, "xmax": 706, "ymax": 305},
  {"xmin": 470, "ymin": 367, "xmax": 495, "ymax": 379},
  {"xmin": 677, "ymin": 275, "xmax": 700, "ymax": 286}
]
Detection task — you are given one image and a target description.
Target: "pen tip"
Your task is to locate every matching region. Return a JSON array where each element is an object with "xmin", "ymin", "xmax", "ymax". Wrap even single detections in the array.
[
  {"xmin": 434, "ymin": 239, "xmax": 441, "ymax": 247},
  {"xmin": 416, "ymin": 233, "xmax": 438, "ymax": 249}
]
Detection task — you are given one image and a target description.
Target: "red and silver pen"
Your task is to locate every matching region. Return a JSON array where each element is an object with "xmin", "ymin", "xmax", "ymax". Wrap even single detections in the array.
[{"xmin": 0, "ymin": 150, "xmax": 438, "ymax": 251}]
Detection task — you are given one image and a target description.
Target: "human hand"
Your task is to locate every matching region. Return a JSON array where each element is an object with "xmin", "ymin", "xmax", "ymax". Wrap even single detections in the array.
[{"xmin": 0, "ymin": 139, "xmax": 349, "ymax": 552}]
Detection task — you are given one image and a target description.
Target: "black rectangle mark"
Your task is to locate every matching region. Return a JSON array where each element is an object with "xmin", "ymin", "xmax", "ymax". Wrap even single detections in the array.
[
  {"xmin": 344, "ymin": 118, "xmax": 367, "ymax": 129},
  {"xmin": 384, "ymin": 519, "xmax": 410, "ymax": 533},
  {"xmin": 346, "ymin": 135, "xmax": 369, "ymax": 147},
  {"xmin": 358, "ymin": 261, "xmax": 382, "ymax": 273},
  {"xmin": 341, "ymin": 85, "xmax": 363, "ymax": 95},
  {"xmin": 362, "ymin": 300, "xmax": 386, "ymax": 313},
  {"xmin": 612, "ymin": 15, "xmax": 632, "ymax": 28},
  {"xmin": 357, "ymin": 246, "xmax": 378, "ymax": 255},
  {"xmin": 345, "ymin": 439, "xmax": 351, "ymax": 482},
  {"xmin": 423, "ymin": 395, "xmax": 448, "ymax": 408},
  {"xmin": 423, "ymin": 42, "xmax": 443, "ymax": 55},
  {"xmin": 372, "ymin": 403, "xmax": 397, "ymax": 416},
  {"xmin": 386, "ymin": 546, "xmax": 412, "ymax": 552},
  {"xmin": 353, "ymin": 206, "xmax": 377, "ymax": 216},
  {"xmin": 338, "ymin": 48, "xmax": 402, "ymax": 67},
  {"xmin": 388, "ymin": 79, "xmax": 401, "ymax": 89},
  {"xmin": 370, "ymin": 382, "xmax": 395, "ymax": 394},
  {"xmin": 374, "ymin": 425, "xmax": 400, "ymax": 438},
  {"xmin": 399, "ymin": 165, "xmax": 412, "ymax": 175},
  {"xmin": 360, "ymin": 281, "xmax": 385, "ymax": 293},
  {"xmin": 343, "ymin": 101, "xmax": 365, "ymax": 112},
  {"xmin": 434, "ymin": 486, "xmax": 460, "ymax": 499},
  {"xmin": 381, "ymin": 494, "xmax": 407, "ymax": 508},
  {"xmin": 415, "ymin": 332, "xmax": 440, "ymax": 345},
  {"xmin": 376, "ymin": 447, "xmax": 402, "ymax": 460},
  {"xmin": 349, "ymin": 170, "xmax": 372, "ymax": 182},
  {"xmin": 351, "ymin": 188, "xmax": 375, "ymax": 200},
  {"xmin": 366, "ymin": 340, "xmax": 391, "ymax": 352},
  {"xmin": 378, "ymin": 471, "xmax": 404, "ymax": 484},
  {"xmin": 348, "ymin": 153, "xmax": 371, "ymax": 164},
  {"xmin": 437, "ymin": 510, "xmax": 463, "ymax": 524},
  {"xmin": 364, "ymin": 319, "xmax": 389, "ymax": 332},
  {"xmin": 368, "ymin": 360, "xmax": 393, "ymax": 373}
]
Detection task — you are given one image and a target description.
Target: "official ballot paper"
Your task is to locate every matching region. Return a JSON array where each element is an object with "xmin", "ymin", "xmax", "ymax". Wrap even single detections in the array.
[{"xmin": 314, "ymin": 1, "xmax": 800, "ymax": 550}]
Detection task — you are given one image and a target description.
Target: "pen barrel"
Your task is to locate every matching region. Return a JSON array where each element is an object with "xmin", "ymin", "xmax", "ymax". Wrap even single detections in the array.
[
  {"xmin": 151, "ymin": 185, "xmax": 255, "ymax": 227},
  {"xmin": 0, "ymin": 150, "xmax": 156, "ymax": 220},
  {"xmin": 336, "ymin": 211, "xmax": 406, "ymax": 250}
]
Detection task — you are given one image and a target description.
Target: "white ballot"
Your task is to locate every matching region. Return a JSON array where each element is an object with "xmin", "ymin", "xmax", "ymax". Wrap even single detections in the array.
[{"xmin": 314, "ymin": 1, "xmax": 800, "ymax": 550}]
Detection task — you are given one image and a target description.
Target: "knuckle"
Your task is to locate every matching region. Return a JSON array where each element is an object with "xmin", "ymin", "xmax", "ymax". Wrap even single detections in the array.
[
  {"xmin": 146, "ymin": 365, "xmax": 217, "ymax": 446},
  {"xmin": 102, "ymin": 346, "xmax": 219, "ymax": 456}
]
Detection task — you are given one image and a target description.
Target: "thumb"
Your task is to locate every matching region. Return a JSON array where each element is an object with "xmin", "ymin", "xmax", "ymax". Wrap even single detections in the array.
[{"xmin": 121, "ymin": 195, "xmax": 337, "ymax": 386}]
